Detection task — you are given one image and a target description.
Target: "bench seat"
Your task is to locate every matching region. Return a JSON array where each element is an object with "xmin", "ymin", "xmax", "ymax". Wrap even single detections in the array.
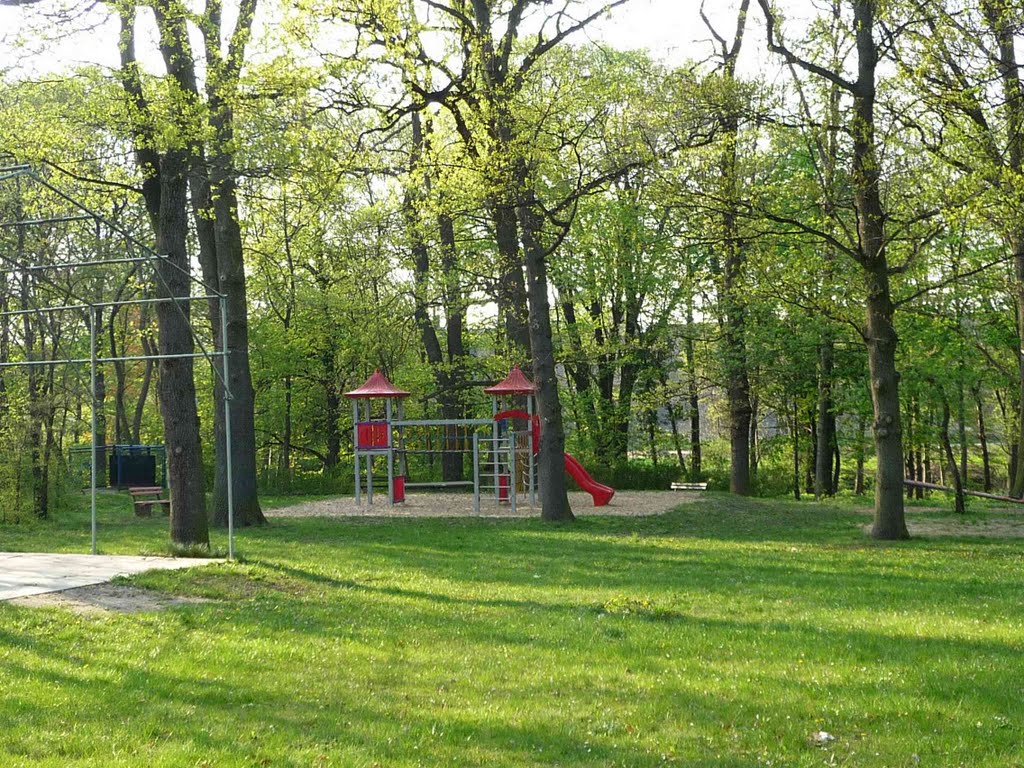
[{"xmin": 671, "ymin": 482, "xmax": 708, "ymax": 491}]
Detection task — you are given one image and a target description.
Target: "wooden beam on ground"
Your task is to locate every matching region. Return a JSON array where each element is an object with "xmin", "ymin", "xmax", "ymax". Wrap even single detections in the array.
[{"xmin": 903, "ymin": 479, "xmax": 1024, "ymax": 504}]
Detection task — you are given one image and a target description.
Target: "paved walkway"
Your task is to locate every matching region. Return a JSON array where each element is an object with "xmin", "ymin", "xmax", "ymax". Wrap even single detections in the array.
[{"xmin": 0, "ymin": 553, "xmax": 220, "ymax": 601}]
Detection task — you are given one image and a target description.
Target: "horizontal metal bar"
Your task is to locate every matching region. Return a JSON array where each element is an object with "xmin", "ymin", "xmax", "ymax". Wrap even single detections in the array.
[
  {"xmin": 13, "ymin": 255, "xmax": 167, "ymax": 271},
  {"xmin": 97, "ymin": 351, "xmax": 226, "ymax": 364},
  {"xmin": 0, "ymin": 166, "xmax": 32, "ymax": 183},
  {"xmin": 404, "ymin": 481, "xmax": 474, "ymax": 488},
  {"xmin": 0, "ymin": 351, "xmax": 226, "ymax": 367},
  {"xmin": 27, "ymin": 172, "xmax": 225, "ymax": 299},
  {"xmin": 397, "ymin": 449, "xmax": 475, "ymax": 454},
  {"xmin": 0, "ymin": 294, "xmax": 221, "ymax": 318},
  {"xmin": 0, "ymin": 214, "xmax": 95, "ymax": 228},
  {"xmin": 393, "ymin": 419, "xmax": 493, "ymax": 427}
]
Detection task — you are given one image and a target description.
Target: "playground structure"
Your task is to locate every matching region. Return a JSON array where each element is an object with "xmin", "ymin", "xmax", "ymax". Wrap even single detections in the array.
[{"xmin": 347, "ymin": 366, "xmax": 615, "ymax": 512}]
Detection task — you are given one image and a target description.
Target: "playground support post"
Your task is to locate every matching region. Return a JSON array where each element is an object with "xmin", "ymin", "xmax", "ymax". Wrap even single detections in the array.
[
  {"xmin": 492, "ymin": 399, "xmax": 499, "ymax": 503},
  {"xmin": 510, "ymin": 431, "xmax": 517, "ymax": 516},
  {"xmin": 473, "ymin": 433, "xmax": 480, "ymax": 515},
  {"xmin": 527, "ymin": 397, "xmax": 535, "ymax": 506},
  {"xmin": 366, "ymin": 400, "xmax": 373, "ymax": 505},
  {"xmin": 352, "ymin": 400, "xmax": 359, "ymax": 505},
  {"xmin": 90, "ymin": 308, "xmax": 98, "ymax": 555},
  {"xmin": 220, "ymin": 296, "xmax": 235, "ymax": 561},
  {"xmin": 386, "ymin": 398, "xmax": 394, "ymax": 505}
]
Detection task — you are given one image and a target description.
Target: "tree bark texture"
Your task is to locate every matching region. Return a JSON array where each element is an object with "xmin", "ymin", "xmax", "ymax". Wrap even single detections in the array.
[{"xmin": 518, "ymin": 186, "xmax": 573, "ymax": 522}]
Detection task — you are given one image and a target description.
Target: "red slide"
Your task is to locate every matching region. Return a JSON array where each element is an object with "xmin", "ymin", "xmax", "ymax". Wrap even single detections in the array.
[
  {"xmin": 563, "ymin": 453, "xmax": 615, "ymax": 507},
  {"xmin": 494, "ymin": 410, "xmax": 615, "ymax": 506}
]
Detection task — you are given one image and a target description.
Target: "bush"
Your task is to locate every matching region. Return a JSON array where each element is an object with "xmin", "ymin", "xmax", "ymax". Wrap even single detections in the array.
[
  {"xmin": 258, "ymin": 466, "xmax": 353, "ymax": 496},
  {"xmin": 585, "ymin": 460, "xmax": 681, "ymax": 491}
]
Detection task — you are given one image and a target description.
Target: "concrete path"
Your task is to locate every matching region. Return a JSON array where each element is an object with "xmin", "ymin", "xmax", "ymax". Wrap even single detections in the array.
[{"xmin": 0, "ymin": 553, "xmax": 221, "ymax": 601}]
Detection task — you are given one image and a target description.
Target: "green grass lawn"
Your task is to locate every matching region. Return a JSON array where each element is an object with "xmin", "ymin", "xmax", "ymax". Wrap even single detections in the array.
[{"xmin": 1, "ymin": 493, "xmax": 1022, "ymax": 767}]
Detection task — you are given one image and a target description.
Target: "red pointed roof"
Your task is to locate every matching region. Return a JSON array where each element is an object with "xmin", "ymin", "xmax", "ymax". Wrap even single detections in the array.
[
  {"xmin": 344, "ymin": 369, "xmax": 410, "ymax": 399},
  {"xmin": 484, "ymin": 365, "xmax": 537, "ymax": 396}
]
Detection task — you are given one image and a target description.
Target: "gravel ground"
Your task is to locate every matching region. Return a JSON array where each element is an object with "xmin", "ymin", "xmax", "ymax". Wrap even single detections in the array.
[
  {"xmin": 905, "ymin": 519, "xmax": 1024, "ymax": 538},
  {"xmin": 10, "ymin": 584, "xmax": 209, "ymax": 614},
  {"xmin": 267, "ymin": 489, "xmax": 699, "ymax": 519}
]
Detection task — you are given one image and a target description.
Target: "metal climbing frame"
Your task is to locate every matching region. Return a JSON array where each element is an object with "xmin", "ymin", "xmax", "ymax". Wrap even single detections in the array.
[{"xmin": 0, "ymin": 164, "xmax": 237, "ymax": 558}]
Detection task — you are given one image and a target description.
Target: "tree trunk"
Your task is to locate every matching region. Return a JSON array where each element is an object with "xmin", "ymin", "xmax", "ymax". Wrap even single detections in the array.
[
  {"xmin": 864, "ymin": 263, "xmax": 908, "ymax": 538},
  {"xmin": 685, "ymin": 305, "xmax": 702, "ymax": 482},
  {"xmin": 668, "ymin": 399, "xmax": 688, "ymax": 474},
  {"xmin": 517, "ymin": 184, "xmax": 573, "ymax": 522},
  {"xmin": 939, "ymin": 393, "xmax": 966, "ymax": 514},
  {"xmin": 957, "ymin": 374, "xmax": 968, "ymax": 486},
  {"xmin": 109, "ymin": 309, "xmax": 131, "ymax": 443},
  {"xmin": 207, "ymin": 147, "xmax": 265, "ymax": 527},
  {"xmin": 806, "ymin": 409, "xmax": 816, "ymax": 495},
  {"xmin": 815, "ymin": 336, "xmax": 836, "ymax": 497},
  {"xmin": 132, "ymin": 311, "xmax": 154, "ymax": 445},
  {"xmin": 492, "ymin": 201, "xmax": 532, "ymax": 360},
  {"xmin": 722, "ymin": 191, "xmax": 752, "ymax": 495},
  {"xmin": 1010, "ymin": 236, "xmax": 1024, "ymax": 497},
  {"xmin": 833, "ymin": 434, "xmax": 841, "ymax": 493},
  {"xmin": 974, "ymin": 387, "xmax": 992, "ymax": 492},
  {"xmin": 851, "ymin": 0, "xmax": 907, "ymax": 539},
  {"xmin": 905, "ymin": 400, "xmax": 916, "ymax": 500},
  {"xmin": 792, "ymin": 400, "xmax": 801, "ymax": 500},
  {"xmin": 280, "ymin": 374, "xmax": 293, "ymax": 484},
  {"xmin": 981, "ymin": 1, "xmax": 1024, "ymax": 497},
  {"xmin": 714, "ymin": 0, "xmax": 753, "ymax": 496},
  {"xmin": 855, "ymin": 411, "xmax": 866, "ymax": 495},
  {"xmin": 155, "ymin": 151, "xmax": 209, "ymax": 546}
]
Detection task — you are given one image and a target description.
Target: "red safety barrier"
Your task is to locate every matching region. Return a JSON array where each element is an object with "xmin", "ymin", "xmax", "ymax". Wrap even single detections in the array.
[
  {"xmin": 493, "ymin": 409, "xmax": 540, "ymax": 450},
  {"xmin": 356, "ymin": 421, "xmax": 389, "ymax": 449}
]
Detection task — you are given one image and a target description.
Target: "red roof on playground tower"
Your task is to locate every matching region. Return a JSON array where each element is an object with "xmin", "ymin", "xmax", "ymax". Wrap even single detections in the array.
[
  {"xmin": 344, "ymin": 369, "xmax": 410, "ymax": 399},
  {"xmin": 484, "ymin": 365, "xmax": 537, "ymax": 396}
]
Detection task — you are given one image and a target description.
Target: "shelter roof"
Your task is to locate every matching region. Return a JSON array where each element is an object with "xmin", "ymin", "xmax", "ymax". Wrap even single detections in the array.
[
  {"xmin": 344, "ymin": 369, "xmax": 410, "ymax": 399},
  {"xmin": 484, "ymin": 365, "xmax": 536, "ymax": 396}
]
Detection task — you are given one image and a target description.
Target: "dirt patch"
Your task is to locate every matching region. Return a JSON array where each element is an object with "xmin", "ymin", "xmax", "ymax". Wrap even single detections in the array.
[
  {"xmin": 267, "ymin": 489, "xmax": 699, "ymax": 519},
  {"xmin": 860, "ymin": 517, "xmax": 1024, "ymax": 539},
  {"xmin": 907, "ymin": 518, "xmax": 1024, "ymax": 539},
  {"xmin": 9, "ymin": 583, "xmax": 211, "ymax": 614}
]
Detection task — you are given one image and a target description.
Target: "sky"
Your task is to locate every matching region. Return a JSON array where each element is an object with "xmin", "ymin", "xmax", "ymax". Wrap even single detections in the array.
[{"xmin": 0, "ymin": 0, "xmax": 809, "ymax": 79}]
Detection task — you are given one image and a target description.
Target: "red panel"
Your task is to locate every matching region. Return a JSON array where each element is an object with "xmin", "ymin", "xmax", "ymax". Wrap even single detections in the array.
[
  {"xmin": 498, "ymin": 474, "xmax": 510, "ymax": 501},
  {"xmin": 393, "ymin": 475, "xmax": 405, "ymax": 503},
  {"xmin": 357, "ymin": 421, "xmax": 389, "ymax": 449}
]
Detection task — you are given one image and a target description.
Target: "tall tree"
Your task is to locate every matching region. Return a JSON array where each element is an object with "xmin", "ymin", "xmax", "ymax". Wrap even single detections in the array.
[
  {"xmin": 118, "ymin": 2, "xmax": 208, "ymax": 545},
  {"xmin": 758, "ymin": 0, "xmax": 909, "ymax": 538},
  {"xmin": 704, "ymin": 0, "xmax": 754, "ymax": 494}
]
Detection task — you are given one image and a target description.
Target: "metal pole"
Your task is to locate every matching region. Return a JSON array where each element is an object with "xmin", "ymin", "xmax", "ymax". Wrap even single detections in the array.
[
  {"xmin": 353, "ymin": 400, "xmax": 361, "ymax": 505},
  {"xmin": 220, "ymin": 296, "xmax": 234, "ymax": 561},
  {"xmin": 528, "ymin": 394, "xmax": 536, "ymax": 506},
  {"xmin": 89, "ymin": 308, "xmax": 98, "ymax": 555},
  {"xmin": 386, "ymin": 398, "xmax": 394, "ymax": 505},
  {"xmin": 510, "ymin": 429, "xmax": 517, "ymax": 516},
  {"xmin": 366, "ymin": 400, "xmax": 373, "ymax": 505},
  {"xmin": 473, "ymin": 432, "xmax": 480, "ymax": 516},
  {"xmin": 492, "ymin": 397, "xmax": 499, "ymax": 503}
]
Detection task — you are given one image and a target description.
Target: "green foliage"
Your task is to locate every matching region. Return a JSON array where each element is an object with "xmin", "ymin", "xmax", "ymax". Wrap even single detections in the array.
[{"xmin": 586, "ymin": 459, "xmax": 681, "ymax": 492}]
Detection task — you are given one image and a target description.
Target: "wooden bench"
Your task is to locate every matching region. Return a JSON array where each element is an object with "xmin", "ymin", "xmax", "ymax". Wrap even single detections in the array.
[
  {"xmin": 129, "ymin": 486, "xmax": 170, "ymax": 517},
  {"xmin": 671, "ymin": 482, "xmax": 708, "ymax": 491}
]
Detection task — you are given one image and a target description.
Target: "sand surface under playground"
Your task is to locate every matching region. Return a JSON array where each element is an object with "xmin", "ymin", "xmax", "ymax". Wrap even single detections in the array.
[{"xmin": 267, "ymin": 490, "xmax": 698, "ymax": 519}]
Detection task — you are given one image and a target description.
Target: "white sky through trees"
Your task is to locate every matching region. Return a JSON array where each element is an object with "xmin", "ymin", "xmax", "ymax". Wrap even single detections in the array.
[{"xmin": 0, "ymin": 0, "xmax": 817, "ymax": 78}]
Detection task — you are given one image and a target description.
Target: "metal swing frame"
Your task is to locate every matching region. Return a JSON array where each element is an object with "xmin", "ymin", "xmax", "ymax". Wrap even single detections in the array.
[{"xmin": 0, "ymin": 164, "xmax": 236, "ymax": 558}]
